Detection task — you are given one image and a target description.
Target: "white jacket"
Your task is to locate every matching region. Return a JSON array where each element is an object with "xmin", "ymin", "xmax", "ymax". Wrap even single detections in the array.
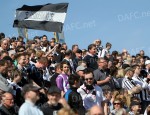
[{"xmin": 77, "ymin": 84, "xmax": 104, "ymax": 110}]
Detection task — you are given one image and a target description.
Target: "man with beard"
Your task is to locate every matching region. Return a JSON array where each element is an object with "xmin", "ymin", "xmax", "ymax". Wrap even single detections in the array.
[
  {"xmin": 77, "ymin": 68, "xmax": 104, "ymax": 110},
  {"xmin": 40, "ymin": 86, "xmax": 63, "ymax": 115},
  {"xmin": 19, "ymin": 84, "xmax": 43, "ymax": 115}
]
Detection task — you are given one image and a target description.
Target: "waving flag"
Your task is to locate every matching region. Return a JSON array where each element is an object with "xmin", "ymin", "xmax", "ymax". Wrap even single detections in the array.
[{"xmin": 13, "ymin": 3, "xmax": 68, "ymax": 32}]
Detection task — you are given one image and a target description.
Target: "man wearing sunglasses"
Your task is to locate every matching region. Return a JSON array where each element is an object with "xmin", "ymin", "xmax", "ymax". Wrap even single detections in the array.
[{"xmin": 78, "ymin": 68, "xmax": 104, "ymax": 110}]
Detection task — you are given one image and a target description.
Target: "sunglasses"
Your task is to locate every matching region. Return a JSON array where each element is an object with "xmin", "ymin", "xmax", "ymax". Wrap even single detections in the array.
[
  {"xmin": 85, "ymin": 78, "xmax": 93, "ymax": 81},
  {"xmin": 114, "ymin": 103, "xmax": 121, "ymax": 105},
  {"xmin": 18, "ymin": 50, "xmax": 25, "ymax": 52}
]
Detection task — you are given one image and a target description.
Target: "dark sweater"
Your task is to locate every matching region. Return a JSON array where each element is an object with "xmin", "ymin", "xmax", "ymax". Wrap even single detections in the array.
[
  {"xmin": 83, "ymin": 54, "xmax": 98, "ymax": 71},
  {"xmin": 40, "ymin": 103, "xmax": 63, "ymax": 115}
]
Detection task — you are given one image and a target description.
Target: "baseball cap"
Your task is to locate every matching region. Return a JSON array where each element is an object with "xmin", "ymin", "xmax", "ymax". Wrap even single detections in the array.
[
  {"xmin": 47, "ymin": 86, "xmax": 61, "ymax": 94},
  {"xmin": 76, "ymin": 66, "xmax": 86, "ymax": 72},
  {"xmin": 145, "ymin": 60, "xmax": 150, "ymax": 65},
  {"xmin": 22, "ymin": 84, "xmax": 41, "ymax": 96}
]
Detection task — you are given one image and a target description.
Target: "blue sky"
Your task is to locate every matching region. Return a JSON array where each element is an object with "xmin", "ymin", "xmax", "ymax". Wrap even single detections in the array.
[{"xmin": 1, "ymin": 0, "xmax": 150, "ymax": 56}]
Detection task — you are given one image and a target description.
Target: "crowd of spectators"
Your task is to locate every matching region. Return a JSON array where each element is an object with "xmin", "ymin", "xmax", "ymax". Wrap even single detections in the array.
[{"xmin": 0, "ymin": 32, "xmax": 150, "ymax": 115}]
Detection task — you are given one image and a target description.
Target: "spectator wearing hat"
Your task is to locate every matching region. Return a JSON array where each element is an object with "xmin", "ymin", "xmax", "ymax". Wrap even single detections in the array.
[
  {"xmin": 19, "ymin": 84, "xmax": 43, "ymax": 115},
  {"xmin": 65, "ymin": 74, "xmax": 86, "ymax": 115},
  {"xmin": 128, "ymin": 101, "xmax": 141, "ymax": 115},
  {"xmin": 40, "ymin": 86, "xmax": 63, "ymax": 115},
  {"xmin": 76, "ymin": 65, "xmax": 86, "ymax": 86}
]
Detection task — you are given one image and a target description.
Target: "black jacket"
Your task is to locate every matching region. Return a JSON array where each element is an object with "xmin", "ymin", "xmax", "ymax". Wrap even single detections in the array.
[
  {"xmin": 83, "ymin": 54, "xmax": 98, "ymax": 71},
  {"xmin": 0, "ymin": 105, "xmax": 17, "ymax": 115},
  {"xmin": 40, "ymin": 102, "xmax": 62, "ymax": 115}
]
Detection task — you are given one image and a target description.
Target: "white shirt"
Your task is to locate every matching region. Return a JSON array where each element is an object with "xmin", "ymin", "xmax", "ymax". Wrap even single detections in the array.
[
  {"xmin": 19, "ymin": 100, "xmax": 43, "ymax": 115},
  {"xmin": 77, "ymin": 84, "xmax": 104, "ymax": 110}
]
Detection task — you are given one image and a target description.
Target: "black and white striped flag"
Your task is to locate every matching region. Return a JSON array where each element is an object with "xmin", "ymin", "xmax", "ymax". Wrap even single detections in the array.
[{"xmin": 13, "ymin": 3, "xmax": 68, "ymax": 32}]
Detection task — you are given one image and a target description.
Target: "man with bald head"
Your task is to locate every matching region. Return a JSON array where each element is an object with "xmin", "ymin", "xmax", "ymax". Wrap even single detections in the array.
[
  {"xmin": 0, "ymin": 92, "xmax": 17, "ymax": 115},
  {"xmin": 88, "ymin": 105, "xmax": 104, "ymax": 115}
]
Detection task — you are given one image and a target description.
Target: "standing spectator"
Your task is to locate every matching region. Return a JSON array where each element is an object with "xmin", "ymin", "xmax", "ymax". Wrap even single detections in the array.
[
  {"xmin": 27, "ymin": 57, "xmax": 49, "ymax": 87},
  {"xmin": 65, "ymin": 74, "xmax": 86, "ymax": 115},
  {"xmin": 94, "ymin": 58, "xmax": 115, "ymax": 91},
  {"xmin": 93, "ymin": 39, "xmax": 103, "ymax": 56},
  {"xmin": 17, "ymin": 36, "xmax": 24, "ymax": 46},
  {"xmin": 41, "ymin": 35, "xmax": 47, "ymax": 42},
  {"xmin": 56, "ymin": 61, "xmax": 70, "ymax": 94},
  {"xmin": 71, "ymin": 44, "xmax": 79, "ymax": 59},
  {"xmin": 0, "ymin": 92, "xmax": 17, "ymax": 115},
  {"xmin": 139, "ymin": 50, "xmax": 145, "ymax": 57},
  {"xmin": 50, "ymin": 63, "xmax": 62, "ymax": 86},
  {"xmin": 83, "ymin": 44, "xmax": 98, "ymax": 71},
  {"xmin": 41, "ymin": 86, "xmax": 63, "ymax": 115},
  {"xmin": 122, "ymin": 67, "xmax": 142, "ymax": 98},
  {"xmin": 99, "ymin": 42, "xmax": 112, "ymax": 58},
  {"xmin": 77, "ymin": 68, "xmax": 104, "ymax": 110},
  {"xmin": 61, "ymin": 43, "xmax": 67, "ymax": 51},
  {"xmin": 16, "ymin": 53, "xmax": 29, "ymax": 87},
  {"xmin": 73, "ymin": 49, "xmax": 82, "ymax": 70},
  {"xmin": 19, "ymin": 84, "xmax": 43, "ymax": 115},
  {"xmin": 63, "ymin": 50, "xmax": 75, "ymax": 73},
  {"xmin": 132, "ymin": 64, "xmax": 150, "ymax": 113}
]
